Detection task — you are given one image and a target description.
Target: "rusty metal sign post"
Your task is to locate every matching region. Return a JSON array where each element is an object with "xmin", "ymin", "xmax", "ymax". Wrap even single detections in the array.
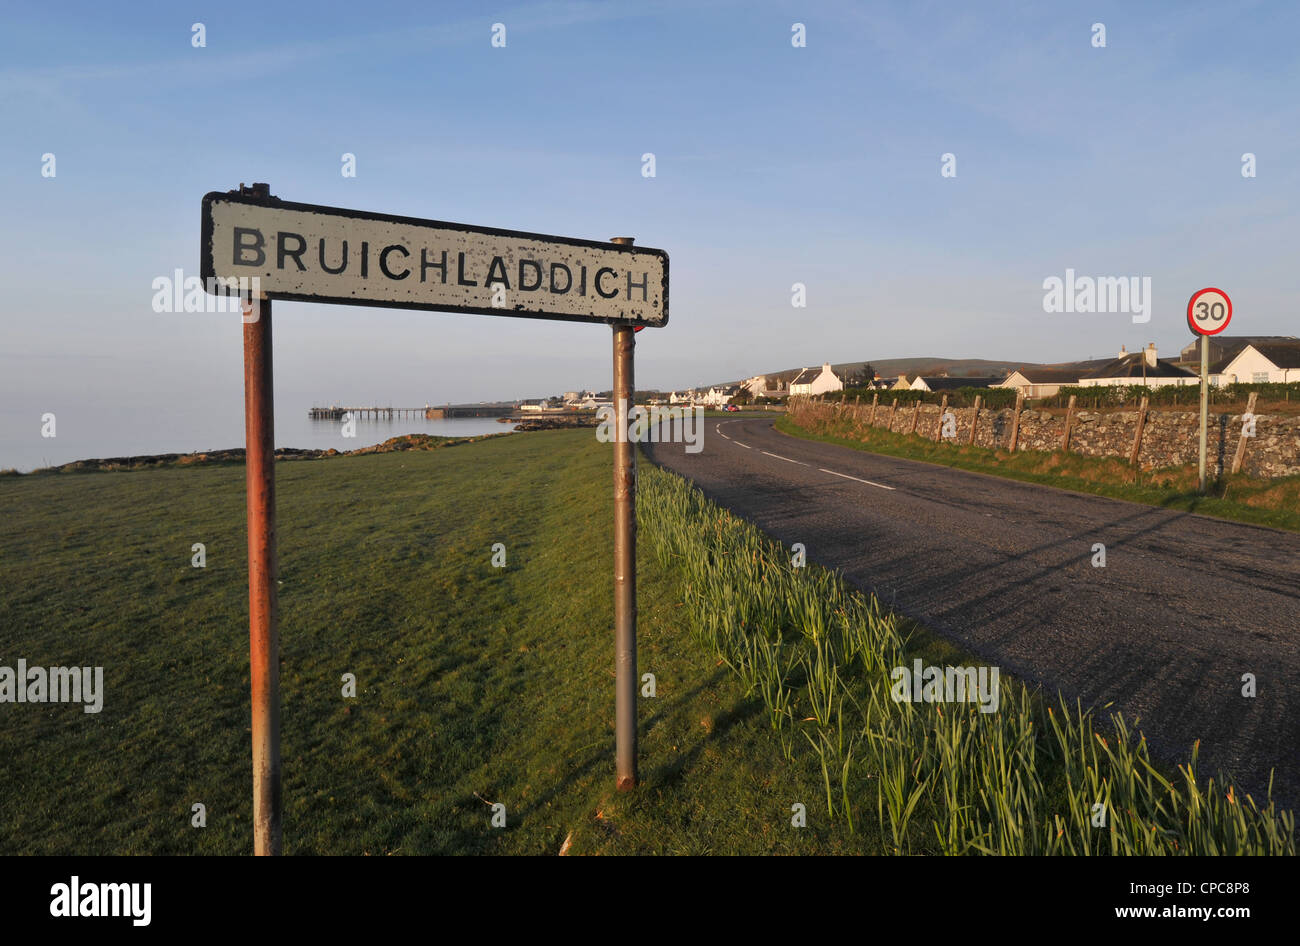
[
  {"xmin": 242, "ymin": 287, "xmax": 281, "ymax": 856},
  {"xmin": 204, "ymin": 185, "xmax": 668, "ymax": 853},
  {"xmin": 610, "ymin": 236, "xmax": 638, "ymax": 790}
]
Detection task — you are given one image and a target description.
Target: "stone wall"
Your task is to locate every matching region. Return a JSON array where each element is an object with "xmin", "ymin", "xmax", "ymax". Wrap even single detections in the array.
[{"xmin": 794, "ymin": 398, "xmax": 1300, "ymax": 478}]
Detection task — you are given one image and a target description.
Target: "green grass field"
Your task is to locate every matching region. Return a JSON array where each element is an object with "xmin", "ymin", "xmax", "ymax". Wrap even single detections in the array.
[
  {"xmin": 1, "ymin": 430, "xmax": 1291, "ymax": 854},
  {"xmin": 0, "ymin": 431, "xmax": 839, "ymax": 855}
]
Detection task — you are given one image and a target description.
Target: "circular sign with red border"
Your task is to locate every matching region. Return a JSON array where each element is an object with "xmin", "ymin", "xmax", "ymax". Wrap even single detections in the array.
[{"xmin": 1187, "ymin": 287, "xmax": 1232, "ymax": 336}]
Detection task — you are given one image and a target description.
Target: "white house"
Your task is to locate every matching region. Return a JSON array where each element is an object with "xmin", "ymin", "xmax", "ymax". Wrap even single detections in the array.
[
  {"xmin": 699, "ymin": 385, "xmax": 741, "ymax": 407},
  {"xmin": 911, "ymin": 376, "xmax": 1000, "ymax": 393},
  {"xmin": 1075, "ymin": 344, "xmax": 1199, "ymax": 389},
  {"xmin": 1179, "ymin": 335, "xmax": 1299, "ymax": 370},
  {"xmin": 1217, "ymin": 343, "xmax": 1300, "ymax": 384},
  {"xmin": 743, "ymin": 374, "xmax": 789, "ymax": 400},
  {"xmin": 994, "ymin": 366, "xmax": 1096, "ymax": 398},
  {"xmin": 789, "ymin": 363, "xmax": 844, "ymax": 397}
]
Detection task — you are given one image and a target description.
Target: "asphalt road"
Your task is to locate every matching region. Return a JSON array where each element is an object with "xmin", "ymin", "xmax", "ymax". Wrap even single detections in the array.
[{"xmin": 644, "ymin": 415, "xmax": 1300, "ymax": 807}]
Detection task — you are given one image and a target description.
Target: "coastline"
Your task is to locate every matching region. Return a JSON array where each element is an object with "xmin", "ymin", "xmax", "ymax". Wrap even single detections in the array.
[{"xmin": 0, "ymin": 431, "xmax": 516, "ymax": 476}]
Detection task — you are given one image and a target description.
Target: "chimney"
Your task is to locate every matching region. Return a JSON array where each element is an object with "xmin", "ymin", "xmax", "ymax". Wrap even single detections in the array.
[
  {"xmin": 1118, "ymin": 344, "xmax": 1128, "ymax": 360},
  {"xmin": 1144, "ymin": 342, "xmax": 1157, "ymax": 367}
]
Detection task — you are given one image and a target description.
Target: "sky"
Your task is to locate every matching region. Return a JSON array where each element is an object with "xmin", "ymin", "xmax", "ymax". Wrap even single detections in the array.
[{"xmin": 1, "ymin": 0, "xmax": 1297, "ymax": 426}]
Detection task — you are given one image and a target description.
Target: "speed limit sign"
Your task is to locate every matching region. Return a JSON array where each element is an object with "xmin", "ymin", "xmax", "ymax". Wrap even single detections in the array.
[{"xmin": 1187, "ymin": 287, "xmax": 1233, "ymax": 336}]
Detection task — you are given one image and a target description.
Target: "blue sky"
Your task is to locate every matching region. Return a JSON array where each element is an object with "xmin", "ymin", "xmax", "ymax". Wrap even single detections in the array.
[{"xmin": 1, "ymin": 0, "xmax": 1296, "ymax": 419}]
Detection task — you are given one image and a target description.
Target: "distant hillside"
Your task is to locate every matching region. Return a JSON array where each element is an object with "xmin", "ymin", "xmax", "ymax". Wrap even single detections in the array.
[
  {"xmin": 707, "ymin": 356, "xmax": 1054, "ymax": 389},
  {"xmin": 847, "ymin": 357, "xmax": 1040, "ymax": 380}
]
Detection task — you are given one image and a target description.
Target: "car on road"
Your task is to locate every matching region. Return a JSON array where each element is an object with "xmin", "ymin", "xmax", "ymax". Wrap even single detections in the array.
[{"xmin": 723, "ymin": 404, "xmax": 740, "ymax": 412}]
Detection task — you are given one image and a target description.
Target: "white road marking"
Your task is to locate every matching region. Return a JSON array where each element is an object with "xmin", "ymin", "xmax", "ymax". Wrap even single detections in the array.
[
  {"xmin": 734, "ymin": 441, "xmax": 751, "ymax": 449},
  {"xmin": 715, "ymin": 423, "xmax": 731, "ymax": 441},
  {"xmin": 818, "ymin": 467, "xmax": 896, "ymax": 490},
  {"xmin": 762, "ymin": 450, "xmax": 808, "ymax": 466}
]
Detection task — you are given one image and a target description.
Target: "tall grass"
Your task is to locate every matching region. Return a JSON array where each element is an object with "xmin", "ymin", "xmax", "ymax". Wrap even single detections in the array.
[{"xmin": 638, "ymin": 459, "xmax": 1295, "ymax": 855}]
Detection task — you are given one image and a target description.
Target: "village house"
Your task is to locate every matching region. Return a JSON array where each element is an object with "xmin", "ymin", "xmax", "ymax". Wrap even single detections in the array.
[
  {"xmin": 1176, "ymin": 335, "xmax": 1299, "ymax": 372},
  {"xmin": 699, "ymin": 385, "xmax": 741, "ymax": 407},
  {"xmin": 910, "ymin": 376, "xmax": 1000, "ymax": 393},
  {"xmin": 789, "ymin": 363, "xmax": 844, "ymax": 397},
  {"xmin": 1215, "ymin": 342, "xmax": 1300, "ymax": 384},
  {"xmin": 1075, "ymin": 344, "xmax": 1198, "ymax": 389},
  {"xmin": 742, "ymin": 374, "xmax": 790, "ymax": 400},
  {"xmin": 994, "ymin": 364, "xmax": 1107, "ymax": 398}
]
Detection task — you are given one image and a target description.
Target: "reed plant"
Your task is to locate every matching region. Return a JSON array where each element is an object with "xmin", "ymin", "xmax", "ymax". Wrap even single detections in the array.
[{"xmin": 638, "ymin": 459, "xmax": 1295, "ymax": 855}]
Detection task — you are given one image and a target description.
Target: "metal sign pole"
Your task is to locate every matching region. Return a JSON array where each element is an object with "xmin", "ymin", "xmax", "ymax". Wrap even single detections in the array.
[
  {"xmin": 242, "ymin": 253, "xmax": 282, "ymax": 856},
  {"xmin": 1187, "ymin": 287, "xmax": 1232, "ymax": 495},
  {"xmin": 610, "ymin": 238, "xmax": 638, "ymax": 791},
  {"xmin": 1199, "ymin": 333, "xmax": 1209, "ymax": 494}
]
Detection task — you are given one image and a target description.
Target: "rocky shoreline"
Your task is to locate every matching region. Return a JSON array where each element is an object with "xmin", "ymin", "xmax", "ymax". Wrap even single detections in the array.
[{"xmin": 511, "ymin": 414, "xmax": 598, "ymax": 431}]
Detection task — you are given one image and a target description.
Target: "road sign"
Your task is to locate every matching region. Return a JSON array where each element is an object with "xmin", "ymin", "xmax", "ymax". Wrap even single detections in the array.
[
  {"xmin": 1187, "ymin": 287, "xmax": 1232, "ymax": 336},
  {"xmin": 1187, "ymin": 287, "xmax": 1233, "ymax": 494},
  {"xmin": 202, "ymin": 191, "xmax": 668, "ymax": 327},
  {"xmin": 205, "ymin": 184, "xmax": 660, "ymax": 853}
]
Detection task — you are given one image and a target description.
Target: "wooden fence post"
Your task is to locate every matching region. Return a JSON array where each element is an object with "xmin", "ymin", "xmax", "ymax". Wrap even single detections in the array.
[
  {"xmin": 889, "ymin": 398, "xmax": 899, "ymax": 432},
  {"xmin": 933, "ymin": 394, "xmax": 948, "ymax": 441},
  {"xmin": 1129, "ymin": 396, "xmax": 1149, "ymax": 467},
  {"xmin": 909, "ymin": 399, "xmax": 922, "ymax": 435},
  {"xmin": 1061, "ymin": 394, "xmax": 1077, "ymax": 452},
  {"xmin": 870, "ymin": 392, "xmax": 879, "ymax": 427},
  {"xmin": 1009, "ymin": 391, "xmax": 1024, "ymax": 451},
  {"xmin": 968, "ymin": 395, "xmax": 981, "ymax": 445},
  {"xmin": 1231, "ymin": 392, "xmax": 1259, "ymax": 475}
]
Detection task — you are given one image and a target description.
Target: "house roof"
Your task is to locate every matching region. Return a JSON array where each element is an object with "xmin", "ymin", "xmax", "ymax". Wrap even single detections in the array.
[
  {"xmin": 1082, "ymin": 354, "xmax": 1196, "ymax": 380},
  {"xmin": 1185, "ymin": 335, "xmax": 1298, "ymax": 354},
  {"xmin": 1006, "ymin": 366, "xmax": 1091, "ymax": 384},
  {"xmin": 790, "ymin": 368, "xmax": 818, "ymax": 386},
  {"xmin": 916, "ymin": 376, "xmax": 1001, "ymax": 390},
  {"xmin": 1185, "ymin": 336, "xmax": 1298, "ymax": 370},
  {"xmin": 1245, "ymin": 342, "xmax": 1300, "ymax": 369}
]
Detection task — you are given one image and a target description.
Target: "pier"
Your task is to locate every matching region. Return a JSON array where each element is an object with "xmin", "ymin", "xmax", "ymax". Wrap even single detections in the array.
[{"xmin": 308, "ymin": 404, "xmax": 517, "ymax": 420}]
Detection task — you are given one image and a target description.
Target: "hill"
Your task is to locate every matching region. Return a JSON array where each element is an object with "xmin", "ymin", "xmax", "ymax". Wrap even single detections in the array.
[{"xmin": 707, "ymin": 356, "xmax": 1052, "ymax": 389}]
